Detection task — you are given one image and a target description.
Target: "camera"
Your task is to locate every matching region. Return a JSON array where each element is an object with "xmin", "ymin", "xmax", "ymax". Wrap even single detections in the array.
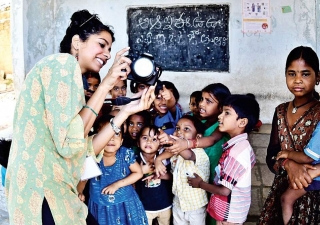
[{"xmin": 127, "ymin": 52, "xmax": 162, "ymax": 87}]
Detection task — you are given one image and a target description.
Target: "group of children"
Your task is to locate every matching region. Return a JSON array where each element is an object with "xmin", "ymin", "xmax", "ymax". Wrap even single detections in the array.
[
  {"xmin": 2, "ymin": 46, "xmax": 320, "ymax": 225},
  {"xmin": 79, "ymin": 72, "xmax": 261, "ymax": 225}
]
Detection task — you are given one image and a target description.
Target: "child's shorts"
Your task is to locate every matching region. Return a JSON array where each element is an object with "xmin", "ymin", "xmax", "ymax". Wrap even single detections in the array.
[{"xmin": 305, "ymin": 180, "xmax": 320, "ymax": 191}]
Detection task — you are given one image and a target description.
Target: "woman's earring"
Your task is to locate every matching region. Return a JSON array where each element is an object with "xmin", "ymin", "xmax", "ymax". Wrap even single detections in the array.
[
  {"xmin": 75, "ymin": 53, "xmax": 79, "ymax": 61},
  {"xmin": 317, "ymin": 80, "xmax": 319, "ymax": 85}
]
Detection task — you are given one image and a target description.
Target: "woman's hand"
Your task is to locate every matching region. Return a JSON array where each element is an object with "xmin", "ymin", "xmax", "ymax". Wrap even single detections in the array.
[
  {"xmin": 93, "ymin": 86, "xmax": 155, "ymax": 154},
  {"xmin": 286, "ymin": 159, "xmax": 314, "ymax": 189},
  {"xmin": 102, "ymin": 47, "xmax": 132, "ymax": 88},
  {"xmin": 120, "ymin": 86, "xmax": 155, "ymax": 116}
]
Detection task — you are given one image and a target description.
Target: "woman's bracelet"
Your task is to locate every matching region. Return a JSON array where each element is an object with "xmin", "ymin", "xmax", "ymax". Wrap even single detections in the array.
[
  {"xmin": 83, "ymin": 105, "xmax": 98, "ymax": 117},
  {"xmin": 110, "ymin": 118, "xmax": 121, "ymax": 134}
]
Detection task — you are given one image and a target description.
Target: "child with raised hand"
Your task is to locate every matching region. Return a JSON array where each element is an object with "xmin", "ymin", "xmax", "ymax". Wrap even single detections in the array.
[
  {"xmin": 156, "ymin": 83, "xmax": 231, "ymax": 225},
  {"xmin": 258, "ymin": 46, "xmax": 320, "ymax": 225},
  {"xmin": 162, "ymin": 84, "xmax": 231, "ymax": 182},
  {"xmin": 78, "ymin": 114, "xmax": 148, "ymax": 225},
  {"xmin": 159, "ymin": 115, "xmax": 210, "ymax": 224},
  {"xmin": 188, "ymin": 94, "xmax": 259, "ymax": 225},
  {"xmin": 198, "ymin": 84, "xmax": 231, "ymax": 181},
  {"xmin": 123, "ymin": 110, "xmax": 151, "ymax": 156},
  {"xmin": 153, "ymin": 81, "xmax": 182, "ymax": 135},
  {"xmin": 135, "ymin": 125, "xmax": 173, "ymax": 225}
]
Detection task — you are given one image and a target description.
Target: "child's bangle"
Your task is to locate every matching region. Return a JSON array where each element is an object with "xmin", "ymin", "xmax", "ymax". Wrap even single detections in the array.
[
  {"xmin": 83, "ymin": 105, "xmax": 98, "ymax": 117},
  {"xmin": 281, "ymin": 159, "xmax": 289, "ymax": 170},
  {"xmin": 190, "ymin": 139, "xmax": 197, "ymax": 148}
]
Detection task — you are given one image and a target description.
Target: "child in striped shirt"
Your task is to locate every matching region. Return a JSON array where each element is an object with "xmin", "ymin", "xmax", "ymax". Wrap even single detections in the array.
[{"xmin": 188, "ymin": 95, "xmax": 259, "ymax": 225}]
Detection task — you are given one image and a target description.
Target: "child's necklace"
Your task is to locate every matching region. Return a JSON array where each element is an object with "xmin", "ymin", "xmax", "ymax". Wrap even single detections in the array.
[{"xmin": 292, "ymin": 98, "xmax": 314, "ymax": 114}]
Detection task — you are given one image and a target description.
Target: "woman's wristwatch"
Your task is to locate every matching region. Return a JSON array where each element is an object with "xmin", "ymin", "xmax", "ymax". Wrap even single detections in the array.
[{"xmin": 110, "ymin": 118, "xmax": 121, "ymax": 134}]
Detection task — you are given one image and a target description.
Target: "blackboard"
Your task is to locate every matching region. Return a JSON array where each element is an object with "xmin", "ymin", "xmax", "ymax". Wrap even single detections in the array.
[{"xmin": 127, "ymin": 5, "xmax": 230, "ymax": 72}]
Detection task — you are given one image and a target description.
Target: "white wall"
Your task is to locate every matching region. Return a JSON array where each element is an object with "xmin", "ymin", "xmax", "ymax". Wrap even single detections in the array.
[{"xmin": 11, "ymin": 0, "xmax": 319, "ymax": 123}]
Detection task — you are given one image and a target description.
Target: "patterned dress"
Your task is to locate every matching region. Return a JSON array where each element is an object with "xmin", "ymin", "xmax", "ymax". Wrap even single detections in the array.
[
  {"xmin": 258, "ymin": 102, "xmax": 320, "ymax": 225},
  {"xmin": 6, "ymin": 54, "xmax": 95, "ymax": 225},
  {"xmin": 88, "ymin": 146, "xmax": 148, "ymax": 225}
]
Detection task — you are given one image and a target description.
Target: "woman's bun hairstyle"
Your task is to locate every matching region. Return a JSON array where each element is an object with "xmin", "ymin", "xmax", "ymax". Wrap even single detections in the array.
[{"xmin": 60, "ymin": 9, "xmax": 115, "ymax": 53}]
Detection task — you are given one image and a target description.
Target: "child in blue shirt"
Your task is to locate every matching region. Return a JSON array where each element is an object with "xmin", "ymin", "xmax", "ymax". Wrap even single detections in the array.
[{"xmin": 154, "ymin": 81, "xmax": 182, "ymax": 135}]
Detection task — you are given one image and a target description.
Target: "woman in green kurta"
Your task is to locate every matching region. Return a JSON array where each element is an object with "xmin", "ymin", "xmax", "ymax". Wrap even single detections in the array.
[{"xmin": 5, "ymin": 10, "xmax": 155, "ymax": 225}]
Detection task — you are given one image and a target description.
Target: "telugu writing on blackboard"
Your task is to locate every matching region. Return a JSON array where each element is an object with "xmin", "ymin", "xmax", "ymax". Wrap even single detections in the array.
[{"xmin": 127, "ymin": 5, "xmax": 230, "ymax": 72}]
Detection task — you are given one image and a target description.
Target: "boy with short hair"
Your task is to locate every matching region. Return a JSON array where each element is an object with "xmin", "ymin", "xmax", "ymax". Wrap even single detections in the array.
[{"xmin": 188, "ymin": 94, "xmax": 260, "ymax": 225}]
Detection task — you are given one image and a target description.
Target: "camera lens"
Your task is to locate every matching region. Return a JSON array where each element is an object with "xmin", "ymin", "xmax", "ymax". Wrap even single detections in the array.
[
  {"xmin": 133, "ymin": 57, "xmax": 154, "ymax": 78},
  {"xmin": 127, "ymin": 52, "xmax": 162, "ymax": 86}
]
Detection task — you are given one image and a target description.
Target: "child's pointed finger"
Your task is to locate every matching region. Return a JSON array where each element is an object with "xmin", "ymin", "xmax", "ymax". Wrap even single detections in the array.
[
  {"xmin": 145, "ymin": 86, "xmax": 155, "ymax": 108},
  {"xmin": 158, "ymin": 128, "xmax": 165, "ymax": 134},
  {"xmin": 158, "ymin": 129, "xmax": 169, "ymax": 143}
]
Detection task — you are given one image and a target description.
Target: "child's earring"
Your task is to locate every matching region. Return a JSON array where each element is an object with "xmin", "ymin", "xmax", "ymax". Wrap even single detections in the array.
[{"xmin": 74, "ymin": 46, "xmax": 79, "ymax": 61}]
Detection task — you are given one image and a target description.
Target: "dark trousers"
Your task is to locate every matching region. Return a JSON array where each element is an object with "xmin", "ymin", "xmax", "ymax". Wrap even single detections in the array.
[{"xmin": 42, "ymin": 198, "xmax": 55, "ymax": 225}]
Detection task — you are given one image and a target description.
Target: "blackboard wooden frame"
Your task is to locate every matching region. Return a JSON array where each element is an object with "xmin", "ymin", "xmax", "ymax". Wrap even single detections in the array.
[{"xmin": 127, "ymin": 5, "xmax": 230, "ymax": 72}]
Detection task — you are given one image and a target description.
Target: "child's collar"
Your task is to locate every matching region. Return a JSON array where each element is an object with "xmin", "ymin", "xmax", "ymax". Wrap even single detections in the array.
[{"xmin": 222, "ymin": 133, "xmax": 248, "ymax": 151}]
